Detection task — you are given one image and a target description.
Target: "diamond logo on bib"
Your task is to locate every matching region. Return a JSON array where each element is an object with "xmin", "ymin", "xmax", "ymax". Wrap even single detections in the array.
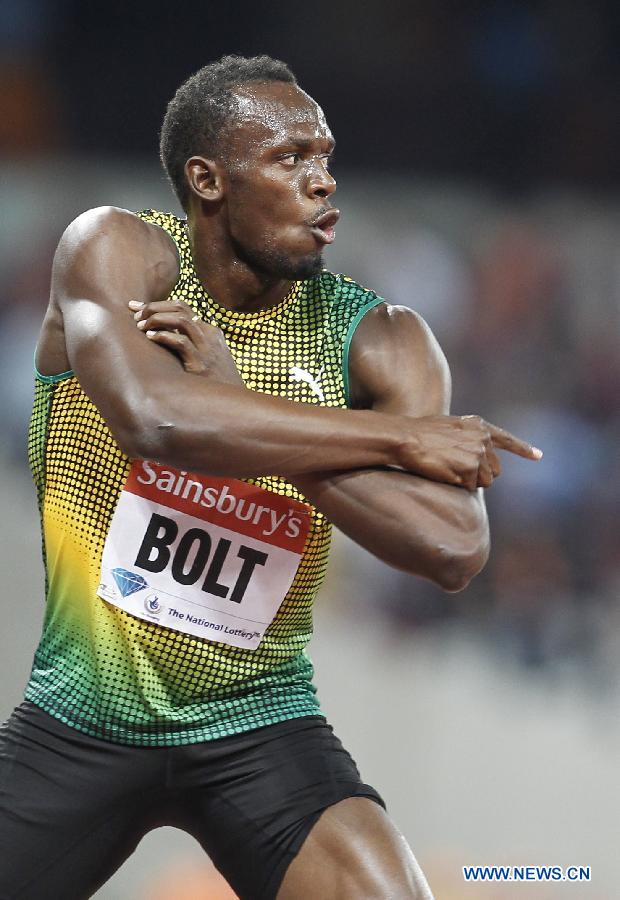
[
  {"xmin": 97, "ymin": 461, "xmax": 312, "ymax": 650},
  {"xmin": 112, "ymin": 568, "xmax": 148, "ymax": 598}
]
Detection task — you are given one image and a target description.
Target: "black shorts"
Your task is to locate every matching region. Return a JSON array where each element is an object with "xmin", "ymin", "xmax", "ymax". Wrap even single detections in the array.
[{"xmin": 0, "ymin": 702, "xmax": 383, "ymax": 900}]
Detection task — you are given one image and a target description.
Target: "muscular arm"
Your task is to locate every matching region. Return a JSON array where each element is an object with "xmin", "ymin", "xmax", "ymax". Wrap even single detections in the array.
[
  {"xmin": 293, "ymin": 305, "xmax": 491, "ymax": 592},
  {"xmin": 54, "ymin": 207, "xmax": 535, "ymax": 569},
  {"xmin": 54, "ymin": 207, "xmax": 412, "ymax": 478}
]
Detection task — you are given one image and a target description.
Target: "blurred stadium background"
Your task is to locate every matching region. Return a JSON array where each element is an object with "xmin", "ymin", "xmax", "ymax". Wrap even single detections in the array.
[{"xmin": 1, "ymin": 2, "xmax": 618, "ymax": 897}]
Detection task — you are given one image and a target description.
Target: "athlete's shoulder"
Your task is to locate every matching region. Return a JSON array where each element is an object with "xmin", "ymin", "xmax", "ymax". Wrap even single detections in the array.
[
  {"xmin": 348, "ymin": 302, "xmax": 450, "ymax": 407},
  {"xmin": 57, "ymin": 207, "xmax": 174, "ymax": 263},
  {"xmin": 352, "ymin": 301, "xmax": 434, "ymax": 343},
  {"xmin": 62, "ymin": 205, "xmax": 148, "ymax": 242},
  {"xmin": 54, "ymin": 206, "xmax": 179, "ymax": 299},
  {"xmin": 52, "ymin": 206, "xmax": 179, "ymax": 310}
]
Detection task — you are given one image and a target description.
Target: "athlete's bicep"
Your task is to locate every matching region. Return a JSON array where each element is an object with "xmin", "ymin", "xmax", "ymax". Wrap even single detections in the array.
[
  {"xmin": 347, "ymin": 303, "xmax": 452, "ymax": 417},
  {"xmin": 54, "ymin": 207, "xmax": 182, "ymax": 451},
  {"xmin": 346, "ymin": 302, "xmax": 489, "ymax": 544}
]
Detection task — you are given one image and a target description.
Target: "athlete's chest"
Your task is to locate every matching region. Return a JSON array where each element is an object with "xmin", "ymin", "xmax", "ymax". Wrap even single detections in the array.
[
  {"xmin": 173, "ymin": 281, "xmax": 346, "ymax": 408},
  {"xmin": 224, "ymin": 320, "xmax": 328, "ymax": 403}
]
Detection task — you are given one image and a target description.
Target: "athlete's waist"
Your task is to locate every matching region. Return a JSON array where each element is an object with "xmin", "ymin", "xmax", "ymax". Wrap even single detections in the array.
[{"xmin": 25, "ymin": 650, "xmax": 320, "ymax": 746}]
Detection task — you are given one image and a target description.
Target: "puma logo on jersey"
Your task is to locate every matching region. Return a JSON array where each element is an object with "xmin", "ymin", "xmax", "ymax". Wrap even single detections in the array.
[{"xmin": 289, "ymin": 366, "xmax": 325, "ymax": 402}]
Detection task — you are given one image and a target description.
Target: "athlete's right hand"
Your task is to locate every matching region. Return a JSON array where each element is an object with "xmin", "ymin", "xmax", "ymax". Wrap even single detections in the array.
[
  {"xmin": 397, "ymin": 414, "xmax": 542, "ymax": 490},
  {"xmin": 128, "ymin": 299, "xmax": 244, "ymax": 386}
]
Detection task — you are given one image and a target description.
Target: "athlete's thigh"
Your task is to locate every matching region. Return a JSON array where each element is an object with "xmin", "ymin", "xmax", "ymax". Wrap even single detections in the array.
[
  {"xmin": 278, "ymin": 796, "xmax": 434, "ymax": 900},
  {"xmin": 175, "ymin": 716, "xmax": 384, "ymax": 900},
  {"xmin": 0, "ymin": 703, "xmax": 158, "ymax": 900}
]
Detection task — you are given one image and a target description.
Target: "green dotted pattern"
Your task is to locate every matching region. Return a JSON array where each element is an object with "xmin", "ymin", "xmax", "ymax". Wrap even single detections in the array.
[{"xmin": 25, "ymin": 209, "xmax": 385, "ymax": 745}]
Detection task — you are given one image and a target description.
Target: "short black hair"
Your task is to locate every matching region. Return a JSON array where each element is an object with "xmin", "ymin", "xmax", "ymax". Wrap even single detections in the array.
[{"xmin": 160, "ymin": 54, "xmax": 297, "ymax": 210}]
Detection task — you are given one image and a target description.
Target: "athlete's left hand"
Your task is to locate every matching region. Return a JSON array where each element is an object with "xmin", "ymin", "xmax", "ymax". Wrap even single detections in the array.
[{"xmin": 128, "ymin": 299, "xmax": 243, "ymax": 385}]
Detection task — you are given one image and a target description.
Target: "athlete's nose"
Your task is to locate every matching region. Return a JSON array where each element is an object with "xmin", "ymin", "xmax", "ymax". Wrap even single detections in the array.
[{"xmin": 307, "ymin": 161, "xmax": 336, "ymax": 199}]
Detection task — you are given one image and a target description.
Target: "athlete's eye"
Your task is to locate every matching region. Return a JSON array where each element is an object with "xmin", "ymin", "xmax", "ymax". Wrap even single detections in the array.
[{"xmin": 280, "ymin": 153, "xmax": 301, "ymax": 167}]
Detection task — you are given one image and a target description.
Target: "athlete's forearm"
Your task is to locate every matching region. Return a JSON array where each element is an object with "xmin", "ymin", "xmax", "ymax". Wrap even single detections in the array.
[
  {"xmin": 292, "ymin": 468, "xmax": 490, "ymax": 591},
  {"xmin": 127, "ymin": 380, "xmax": 404, "ymax": 478},
  {"xmin": 115, "ymin": 298, "xmax": 537, "ymax": 488}
]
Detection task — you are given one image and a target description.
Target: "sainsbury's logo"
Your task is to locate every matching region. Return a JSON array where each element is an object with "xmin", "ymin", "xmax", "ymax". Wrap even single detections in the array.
[{"xmin": 134, "ymin": 460, "xmax": 305, "ymax": 540}]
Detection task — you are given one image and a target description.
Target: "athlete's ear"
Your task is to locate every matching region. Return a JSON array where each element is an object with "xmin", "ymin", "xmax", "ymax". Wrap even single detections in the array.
[{"xmin": 185, "ymin": 156, "xmax": 225, "ymax": 204}]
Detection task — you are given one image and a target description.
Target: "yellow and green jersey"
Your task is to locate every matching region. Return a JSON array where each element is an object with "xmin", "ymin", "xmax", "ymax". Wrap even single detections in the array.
[{"xmin": 25, "ymin": 209, "xmax": 385, "ymax": 746}]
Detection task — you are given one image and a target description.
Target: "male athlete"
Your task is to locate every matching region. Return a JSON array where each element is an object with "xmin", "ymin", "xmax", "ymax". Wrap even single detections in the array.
[{"xmin": 0, "ymin": 56, "xmax": 541, "ymax": 899}]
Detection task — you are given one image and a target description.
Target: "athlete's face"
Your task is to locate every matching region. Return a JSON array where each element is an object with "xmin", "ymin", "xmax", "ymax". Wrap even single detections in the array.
[{"xmin": 219, "ymin": 82, "xmax": 338, "ymax": 280}]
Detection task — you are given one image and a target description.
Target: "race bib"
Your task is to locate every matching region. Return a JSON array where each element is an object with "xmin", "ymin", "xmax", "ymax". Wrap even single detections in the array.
[{"xmin": 97, "ymin": 461, "xmax": 312, "ymax": 650}]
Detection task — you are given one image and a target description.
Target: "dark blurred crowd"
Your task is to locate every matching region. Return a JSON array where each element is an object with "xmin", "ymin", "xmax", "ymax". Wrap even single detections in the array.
[
  {"xmin": 346, "ymin": 205, "xmax": 620, "ymax": 689},
  {"xmin": 1, "ymin": 0, "xmax": 619, "ymax": 186},
  {"xmin": 1, "ymin": 0, "xmax": 619, "ymax": 686}
]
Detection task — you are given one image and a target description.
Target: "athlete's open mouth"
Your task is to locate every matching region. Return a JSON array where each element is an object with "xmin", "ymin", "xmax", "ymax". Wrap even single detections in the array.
[{"xmin": 309, "ymin": 209, "xmax": 340, "ymax": 245}]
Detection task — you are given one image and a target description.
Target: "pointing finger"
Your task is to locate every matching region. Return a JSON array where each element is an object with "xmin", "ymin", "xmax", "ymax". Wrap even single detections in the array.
[{"xmin": 488, "ymin": 424, "xmax": 543, "ymax": 460}]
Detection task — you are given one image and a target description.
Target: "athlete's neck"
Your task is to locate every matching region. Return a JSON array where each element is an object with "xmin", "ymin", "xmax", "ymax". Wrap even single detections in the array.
[{"xmin": 187, "ymin": 216, "xmax": 294, "ymax": 313}]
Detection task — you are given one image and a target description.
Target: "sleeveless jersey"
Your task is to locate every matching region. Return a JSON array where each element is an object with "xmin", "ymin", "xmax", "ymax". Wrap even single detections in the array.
[{"xmin": 25, "ymin": 209, "xmax": 385, "ymax": 746}]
